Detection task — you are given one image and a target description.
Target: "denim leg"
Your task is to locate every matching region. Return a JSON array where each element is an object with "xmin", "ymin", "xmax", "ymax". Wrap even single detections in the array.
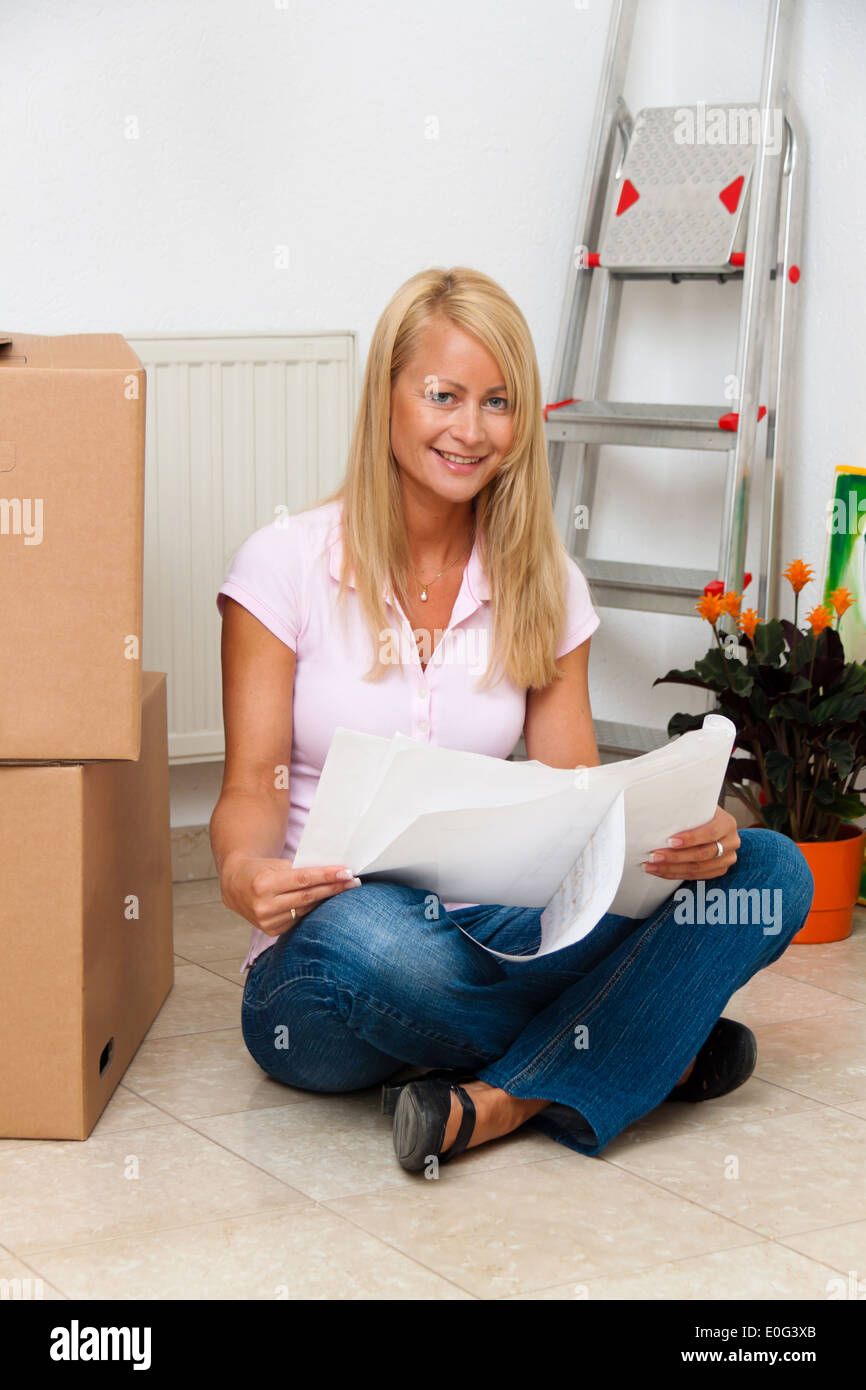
[
  {"xmin": 475, "ymin": 829, "xmax": 815, "ymax": 1156},
  {"xmin": 240, "ymin": 878, "xmax": 570, "ymax": 1093}
]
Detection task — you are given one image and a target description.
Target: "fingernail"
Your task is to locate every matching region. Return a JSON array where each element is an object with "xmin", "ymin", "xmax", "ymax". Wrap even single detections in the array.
[
  {"xmin": 349, "ymin": 877, "xmax": 362, "ymax": 887},
  {"xmin": 648, "ymin": 851, "xmax": 664, "ymax": 862},
  {"xmin": 642, "ymin": 863, "xmax": 658, "ymax": 874},
  {"xmin": 336, "ymin": 869, "xmax": 354, "ymax": 879},
  {"xmin": 666, "ymin": 836, "xmax": 683, "ymax": 847}
]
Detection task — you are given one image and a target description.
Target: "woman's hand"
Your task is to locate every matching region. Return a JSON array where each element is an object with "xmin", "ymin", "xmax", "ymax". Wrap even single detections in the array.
[
  {"xmin": 221, "ymin": 853, "xmax": 361, "ymax": 937},
  {"xmin": 642, "ymin": 804, "xmax": 740, "ymax": 881}
]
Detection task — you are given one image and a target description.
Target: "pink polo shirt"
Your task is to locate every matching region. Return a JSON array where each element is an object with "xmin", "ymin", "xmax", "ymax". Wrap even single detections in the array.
[{"xmin": 216, "ymin": 497, "xmax": 600, "ymax": 971}]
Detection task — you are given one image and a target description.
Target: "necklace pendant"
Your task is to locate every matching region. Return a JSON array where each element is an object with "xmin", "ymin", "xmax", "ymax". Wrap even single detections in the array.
[{"xmin": 420, "ymin": 587, "xmax": 428, "ymax": 601}]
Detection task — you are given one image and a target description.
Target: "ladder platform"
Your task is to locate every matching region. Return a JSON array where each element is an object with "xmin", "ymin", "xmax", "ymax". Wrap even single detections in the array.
[
  {"xmin": 595, "ymin": 720, "xmax": 670, "ymax": 758},
  {"xmin": 608, "ymin": 266, "xmax": 745, "ymax": 282},
  {"xmin": 581, "ymin": 559, "xmax": 716, "ymax": 615},
  {"xmin": 544, "ymin": 400, "xmax": 738, "ymax": 451}
]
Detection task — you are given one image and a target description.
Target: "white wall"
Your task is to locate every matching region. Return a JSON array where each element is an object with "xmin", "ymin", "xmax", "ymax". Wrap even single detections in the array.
[{"xmin": 3, "ymin": 0, "xmax": 864, "ymax": 830}]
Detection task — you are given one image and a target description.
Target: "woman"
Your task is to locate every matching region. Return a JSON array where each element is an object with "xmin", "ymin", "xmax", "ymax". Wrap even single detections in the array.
[{"xmin": 212, "ymin": 266, "xmax": 814, "ymax": 1172}]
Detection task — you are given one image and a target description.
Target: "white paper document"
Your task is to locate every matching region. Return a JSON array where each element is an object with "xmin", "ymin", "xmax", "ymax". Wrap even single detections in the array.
[{"xmin": 293, "ymin": 714, "xmax": 736, "ymax": 960}]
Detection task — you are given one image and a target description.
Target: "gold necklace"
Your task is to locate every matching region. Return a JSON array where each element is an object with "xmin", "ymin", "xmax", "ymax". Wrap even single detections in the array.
[{"xmin": 408, "ymin": 523, "xmax": 476, "ymax": 601}]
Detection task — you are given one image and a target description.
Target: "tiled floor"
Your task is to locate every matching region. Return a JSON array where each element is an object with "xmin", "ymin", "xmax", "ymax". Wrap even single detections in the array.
[{"xmin": 3, "ymin": 883, "xmax": 866, "ymax": 1301}]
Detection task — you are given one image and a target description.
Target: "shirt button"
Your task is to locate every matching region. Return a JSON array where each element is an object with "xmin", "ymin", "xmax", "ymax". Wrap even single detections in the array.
[
  {"xmin": 417, "ymin": 688, "xmax": 428, "ymax": 700},
  {"xmin": 417, "ymin": 721, "xmax": 429, "ymax": 733}
]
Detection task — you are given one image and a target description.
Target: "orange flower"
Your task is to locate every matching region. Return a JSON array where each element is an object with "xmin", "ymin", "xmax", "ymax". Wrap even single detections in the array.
[
  {"xmin": 829, "ymin": 586, "xmax": 855, "ymax": 618},
  {"xmin": 783, "ymin": 559, "xmax": 814, "ymax": 594},
  {"xmin": 696, "ymin": 592, "xmax": 725, "ymax": 624},
  {"xmin": 806, "ymin": 604, "xmax": 833, "ymax": 636},
  {"xmin": 721, "ymin": 590, "xmax": 742, "ymax": 618},
  {"xmin": 737, "ymin": 608, "xmax": 761, "ymax": 640}
]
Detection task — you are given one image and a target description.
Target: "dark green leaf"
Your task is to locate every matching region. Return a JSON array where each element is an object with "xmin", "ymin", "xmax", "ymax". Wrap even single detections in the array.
[
  {"xmin": 667, "ymin": 711, "xmax": 707, "ymax": 737},
  {"xmin": 811, "ymin": 692, "xmax": 866, "ymax": 724},
  {"xmin": 694, "ymin": 648, "xmax": 733, "ymax": 687},
  {"xmin": 828, "ymin": 739, "xmax": 856, "ymax": 778},
  {"xmin": 824, "ymin": 792, "xmax": 866, "ymax": 821},
  {"xmin": 787, "ymin": 632, "xmax": 816, "ymax": 672},
  {"xmin": 753, "ymin": 619, "xmax": 786, "ymax": 666},
  {"xmin": 762, "ymin": 802, "xmax": 792, "ymax": 833},
  {"xmin": 729, "ymin": 664, "xmax": 754, "ymax": 697},
  {"xmin": 770, "ymin": 697, "xmax": 814, "ymax": 724},
  {"xmin": 653, "ymin": 669, "xmax": 708, "ymax": 691},
  {"xmin": 813, "ymin": 780, "xmax": 837, "ymax": 807},
  {"xmin": 764, "ymin": 750, "xmax": 793, "ymax": 791}
]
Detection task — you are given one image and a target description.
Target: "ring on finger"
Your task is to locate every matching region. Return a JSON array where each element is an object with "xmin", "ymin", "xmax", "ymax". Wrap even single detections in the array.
[
  {"xmin": 290, "ymin": 907, "xmax": 297, "ymax": 922},
  {"xmin": 715, "ymin": 840, "xmax": 724, "ymax": 858}
]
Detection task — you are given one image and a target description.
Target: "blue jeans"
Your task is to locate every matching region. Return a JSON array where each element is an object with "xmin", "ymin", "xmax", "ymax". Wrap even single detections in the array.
[{"xmin": 241, "ymin": 829, "xmax": 814, "ymax": 1156}]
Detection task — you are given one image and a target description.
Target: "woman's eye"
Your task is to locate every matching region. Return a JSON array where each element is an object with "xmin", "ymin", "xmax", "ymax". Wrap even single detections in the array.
[{"xmin": 426, "ymin": 391, "xmax": 509, "ymax": 408}]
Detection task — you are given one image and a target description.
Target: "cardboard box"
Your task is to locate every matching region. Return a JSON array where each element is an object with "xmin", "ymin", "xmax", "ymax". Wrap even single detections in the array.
[
  {"xmin": 0, "ymin": 331, "xmax": 146, "ymax": 760},
  {"xmin": 0, "ymin": 673, "xmax": 174, "ymax": 1139}
]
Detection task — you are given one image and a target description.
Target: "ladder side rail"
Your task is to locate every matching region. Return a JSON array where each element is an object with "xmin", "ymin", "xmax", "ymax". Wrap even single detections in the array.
[
  {"xmin": 566, "ymin": 99, "xmax": 635, "ymax": 558},
  {"xmin": 548, "ymin": 0, "xmax": 638, "ymax": 406},
  {"xmin": 758, "ymin": 94, "xmax": 806, "ymax": 619},
  {"xmin": 548, "ymin": 0, "xmax": 637, "ymax": 530},
  {"xmin": 567, "ymin": 272, "xmax": 625, "ymax": 561},
  {"xmin": 721, "ymin": 0, "xmax": 793, "ymax": 593}
]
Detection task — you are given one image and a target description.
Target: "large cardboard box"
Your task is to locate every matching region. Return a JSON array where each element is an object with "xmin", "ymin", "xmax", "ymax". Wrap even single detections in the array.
[
  {"xmin": 0, "ymin": 331, "xmax": 146, "ymax": 760},
  {"xmin": 0, "ymin": 673, "xmax": 174, "ymax": 1139}
]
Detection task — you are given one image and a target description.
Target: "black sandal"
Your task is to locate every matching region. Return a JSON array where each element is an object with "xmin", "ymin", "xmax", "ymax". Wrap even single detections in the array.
[
  {"xmin": 666, "ymin": 1018, "xmax": 757, "ymax": 1102},
  {"xmin": 392, "ymin": 1078, "xmax": 477, "ymax": 1172},
  {"xmin": 381, "ymin": 1067, "xmax": 477, "ymax": 1117}
]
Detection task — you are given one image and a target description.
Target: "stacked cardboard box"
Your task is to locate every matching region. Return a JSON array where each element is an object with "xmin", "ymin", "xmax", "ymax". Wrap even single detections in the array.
[{"xmin": 0, "ymin": 332, "xmax": 174, "ymax": 1138}]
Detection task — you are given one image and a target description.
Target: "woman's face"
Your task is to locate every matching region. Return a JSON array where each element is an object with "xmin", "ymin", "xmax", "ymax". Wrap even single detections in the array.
[{"xmin": 389, "ymin": 315, "xmax": 514, "ymax": 506}]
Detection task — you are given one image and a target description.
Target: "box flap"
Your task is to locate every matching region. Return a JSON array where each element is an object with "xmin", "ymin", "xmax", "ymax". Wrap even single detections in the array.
[{"xmin": 0, "ymin": 332, "xmax": 144, "ymax": 372}]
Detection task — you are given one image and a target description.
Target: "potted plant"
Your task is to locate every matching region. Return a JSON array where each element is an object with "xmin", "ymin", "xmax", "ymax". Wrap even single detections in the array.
[{"xmin": 654, "ymin": 561, "xmax": 866, "ymax": 943}]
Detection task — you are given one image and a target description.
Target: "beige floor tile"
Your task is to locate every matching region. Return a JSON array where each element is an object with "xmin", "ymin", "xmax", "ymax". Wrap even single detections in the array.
[
  {"xmin": 122, "ymin": 1027, "xmax": 304, "ymax": 1121},
  {"xmin": 0, "ymin": 1121, "xmax": 307, "ymax": 1255},
  {"xmin": 189, "ymin": 1091, "xmax": 559, "ymax": 1202},
  {"xmin": 171, "ymin": 901, "xmax": 250, "ymax": 964},
  {"xmin": 90, "ymin": 1085, "xmax": 176, "ymax": 1136},
  {"xmin": 766, "ymin": 933, "xmax": 866, "ymax": 1004},
  {"xmin": 781, "ymin": 1220, "xmax": 866, "ymax": 1288},
  {"xmin": 506, "ymin": 1240, "xmax": 844, "ymax": 1300},
  {"xmin": 606, "ymin": 1107, "xmax": 866, "ymax": 1239},
  {"xmin": 0, "ymin": 1251, "xmax": 67, "ymax": 1300},
  {"xmin": 726, "ymin": 968, "xmax": 864, "ymax": 1027},
  {"xmin": 0, "ymin": 1084, "xmax": 172, "ymax": 1153},
  {"xmin": 608, "ymin": 1078, "xmax": 823, "ymax": 1152},
  {"xmin": 26, "ymin": 1205, "xmax": 474, "ymax": 1301},
  {"xmin": 324, "ymin": 1155, "xmax": 760, "ymax": 1299},
  {"xmin": 173, "ymin": 878, "xmax": 222, "ymax": 908},
  {"xmin": 750, "ymin": 1007, "xmax": 866, "ymax": 1107},
  {"xmin": 199, "ymin": 957, "xmax": 246, "ymax": 985},
  {"xmin": 143, "ymin": 963, "xmax": 243, "ymax": 1040}
]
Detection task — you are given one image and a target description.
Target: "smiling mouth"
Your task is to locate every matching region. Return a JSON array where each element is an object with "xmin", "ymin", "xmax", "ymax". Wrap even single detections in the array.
[{"xmin": 432, "ymin": 447, "xmax": 486, "ymax": 464}]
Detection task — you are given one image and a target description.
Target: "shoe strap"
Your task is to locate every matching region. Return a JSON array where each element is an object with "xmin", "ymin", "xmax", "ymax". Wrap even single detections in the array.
[{"xmin": 440, "ymin": 1083, "xmax": 476, "ymax": 1163}]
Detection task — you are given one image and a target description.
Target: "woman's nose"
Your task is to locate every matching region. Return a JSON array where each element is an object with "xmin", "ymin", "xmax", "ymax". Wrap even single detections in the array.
[{"xmin": 450, "ymin": 403, "xmax": 485, "ymax": 445}]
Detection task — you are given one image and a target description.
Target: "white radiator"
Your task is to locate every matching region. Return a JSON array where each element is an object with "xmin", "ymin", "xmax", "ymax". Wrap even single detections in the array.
[{"xmin": 127, "ymin": 333, "xmax": 358, "ymax": 763}]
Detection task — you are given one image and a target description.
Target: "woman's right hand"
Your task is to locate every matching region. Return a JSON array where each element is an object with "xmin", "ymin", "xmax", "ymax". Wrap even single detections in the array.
[{"xmin": 220, "ymin": 853, "xmax": 361, "ymax": 937}]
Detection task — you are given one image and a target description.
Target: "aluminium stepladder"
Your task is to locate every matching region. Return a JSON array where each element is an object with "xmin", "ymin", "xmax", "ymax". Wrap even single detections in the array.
[{"xmin": 545, "ymin": 0, "xmax": 805, "ymax": 756}]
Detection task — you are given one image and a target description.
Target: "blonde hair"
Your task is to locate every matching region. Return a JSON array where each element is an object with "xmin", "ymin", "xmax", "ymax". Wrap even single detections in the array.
[{"xmin": 310, "ymin": 265, "xmax": 578, "ymax": 691}]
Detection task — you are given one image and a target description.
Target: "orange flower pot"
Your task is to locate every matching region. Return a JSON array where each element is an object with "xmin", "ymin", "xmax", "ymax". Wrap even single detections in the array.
[{"xmin": 792, "ymin": 823, "xmax": 866, "ymax": 944}]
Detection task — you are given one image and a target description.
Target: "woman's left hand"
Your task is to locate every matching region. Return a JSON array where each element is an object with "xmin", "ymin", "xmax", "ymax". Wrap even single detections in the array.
[{"xmin": 642, "ymin": 804, "xmax": 740, "ymax": 880}]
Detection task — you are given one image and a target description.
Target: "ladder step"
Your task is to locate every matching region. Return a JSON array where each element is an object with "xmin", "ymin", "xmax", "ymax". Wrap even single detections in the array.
[
  {"xmin": 581, "ymin": 559, "xmax": 716, "ymax": 615},
  {"xmin": 595, "ymin": 720, "xmax": 670, "ymax": 758},
  {"xmin": 545, "ymin": 400, "xmax": 735, "ymax": 451}
]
